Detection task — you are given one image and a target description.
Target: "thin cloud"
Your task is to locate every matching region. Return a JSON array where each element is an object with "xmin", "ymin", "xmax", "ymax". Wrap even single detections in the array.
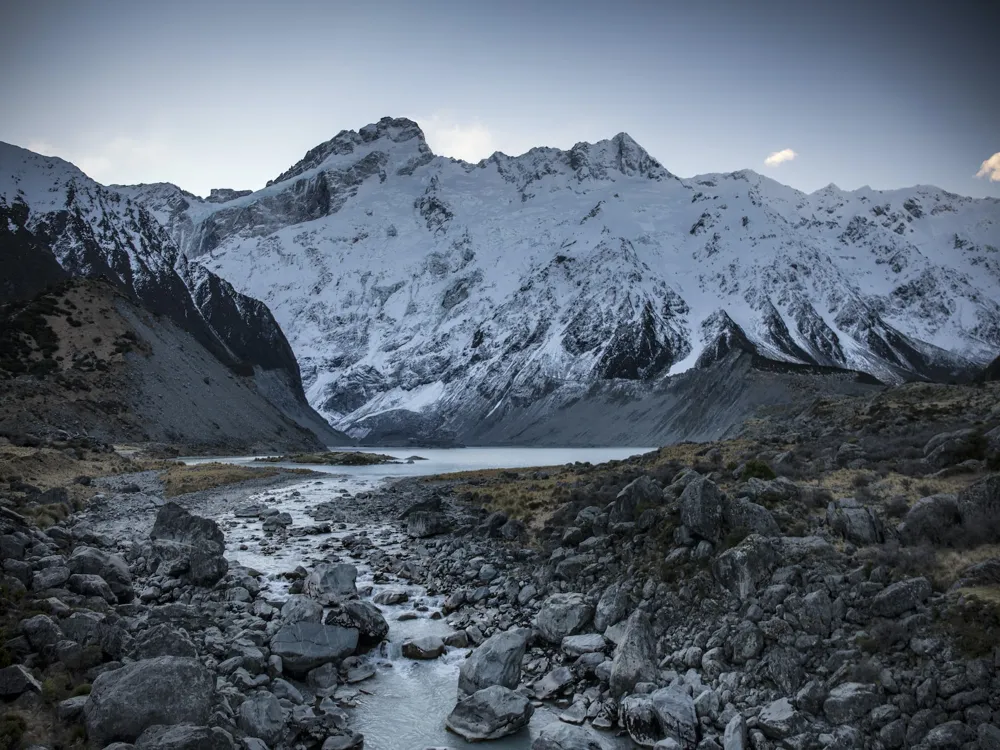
[
  {"xmin": 764, "ymin": 148, "xmax": 797, "ymax": 167},
  {"xmin": 976, "ymin": 152, "xmax": 1000, "ymax": 182},
  {"xmin": 421, "ymin": 114, "xmax": 495, "ymax": 163},
  {"xmin": 22, "ymin": 135, "xmax": 170, "ymax": 185}
]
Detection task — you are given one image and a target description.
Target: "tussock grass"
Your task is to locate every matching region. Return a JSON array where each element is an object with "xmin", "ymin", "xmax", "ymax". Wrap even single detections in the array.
[{"xmin": 161, "ymin": 462, "xmax": 301, "ymax": 497}]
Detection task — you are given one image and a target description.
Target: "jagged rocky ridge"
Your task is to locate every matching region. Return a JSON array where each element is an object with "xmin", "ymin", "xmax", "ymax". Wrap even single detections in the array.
[
  {"xmin": 0, "ymin": 144, "xmax": 344, "ymax": 446},
  {"xmin": 114, "ymin": 117, "xmax": 1000, "ymax": 445}
]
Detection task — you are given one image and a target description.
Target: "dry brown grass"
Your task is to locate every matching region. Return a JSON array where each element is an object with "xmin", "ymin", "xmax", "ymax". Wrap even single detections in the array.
[
  {"xmin": 0, "ymin": 445, "xmax": 134, "ymax": 492},
  {"xmin": 160, "ymin": 462, "xmax": 307, "ymax": 497},
  {"xmin": 814, "ymin": 469, "xmax": 977, "ymax": 503},
  {"xmin": 930, "ymin": 545, "xmax": 1000, "ymax": 589}
]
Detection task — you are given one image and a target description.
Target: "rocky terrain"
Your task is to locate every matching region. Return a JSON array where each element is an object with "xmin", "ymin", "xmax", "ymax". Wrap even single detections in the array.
[
  {"xmin": 0, "ymin": 279, "xmax": 333, "ymax": 454},
  {"xmin": 117, "ymin": 117, "xmax": 1000, "ymax": 445},
  {"xmin": 2, "ymin": 379, "xmax": 1000, "ymax": 749}
]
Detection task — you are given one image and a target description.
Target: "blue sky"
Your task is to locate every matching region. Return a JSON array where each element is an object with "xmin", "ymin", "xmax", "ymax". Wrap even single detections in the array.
[{"xmin": 1, "ymin": 0, "xmax": 997, "ymax": 197}]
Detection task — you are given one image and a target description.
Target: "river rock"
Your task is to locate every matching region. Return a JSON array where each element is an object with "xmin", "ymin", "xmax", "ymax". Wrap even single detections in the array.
[
  {"xmin": 458, "ymin": 630, "xmax": 527, "ymax": 697},
  {"xmin": 532, "ymin": 722, "xmax": 608, "ymax": 749},
  {"xmin": 84, "ymin": 656, "xmax": 214, "ymax": 745},
  {"xmin": 269, "ymin": 622, "xmax": 359, "ymax": 676},
  {"xmin": 148, "ymin": 503, "xmax": 228, "ymax": 586},
  {"xmin": 135, "ymin": 725, "xmax": 236, "ymax": 750},
  {"xmin": 324, "ymin": 600, "xmax": 389, "ymax": 646},
  {"xmin": 610, "ymin": 610, "xmax": 657, "ymax": 698},
  {"xmin": 407, "ymin": 511, "xmax": 451, "ymax": 538},
  {"xmin": 237, "ymin": 691, "xmax": 285, "ymax": 745},
  {"xmin": 372, "ymin": 589, "xmax": 408, "ymax": 605},
  {"xmin": 68, "ymin": 546, "xmax": 133, "ymax": 602},
  {"xmin": 281, "ymin": 595, "xmax": 324, "ymax": 624},
  {"xmin": 535, "ymin": 593, "xmax": 593, "ymax": 643},
  {"xmin": 402, "ymin": 635, "xmax": 445, "ymax": 660},
  {"xmin": 304, "ymin": 563, "xmax": 358, "ymax": 604},
  {"xmin": 445, "ymin": 685, "xmax": 533, "ymax": 741}
]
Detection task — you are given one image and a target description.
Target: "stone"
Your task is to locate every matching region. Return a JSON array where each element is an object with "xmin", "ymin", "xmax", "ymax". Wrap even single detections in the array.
[
  {"xmin": 978, "ymin": 725, "xmax": 1000, "ymax": 750},
  {"xmin": 321, "ymin": 733, "xmax": 364, "ymax": 750},
  {"xmin": 237, "ymin": 691, "xmax": 285, "ymax": 746},
  {"xmin": 303, "ymin": 563, "xmax": 358, "ymax": 604},
  {"xmin": 68, "ymin": 546, "xmax": 133, "ymax": 602},
  {"xmin": 532, "ymin": 722, "xmax": 608, "ymax": 750},
  {"xmin": 958, "ymin": 475, "xmax": 1000, "ymax": 542},
  {"xmin": 609, "ymin": 476, "xmax": 662, "ymax": 524},
  {"xmin": 712, "ymin": 534, "xmax": 779, "ymax": 599},
  {"xmin": 280, "ymin": 595, "xmax": 324, "ymax": 624},
  {"xmin": 723, "ymin": 499, "xmax": 780, "ymax": 537},
  {"xmin": 130, "ymin": 624, "xmax": 197, "ymax": 659},
  {"xmin": 84, "ymin": 656, "xmax": 214, "ymax": 745},
  {"xmin": 621, "ymin": 687, "xmax": 698, "ymax": 749},
  {"xmin": 723, "ymin": 714, "xmax": 747, "ymax": 750},
  {"xmin": 269, "ymin": 622, "xmax": 359, "ymax": 676},
  {"xmin": 562, "ymin": 633, "xmax": 607, "ymax": 656},
  {"xmin": 458, "ymin": 629, "xmax": 527, "ymax": 698},
  {"xmin": 533, "ymin": 666, "xmax": 574, "ymax": 699},
  {"xmin": 135, "ymin": 725, "xmax": 236, "ymax": 750},
  {"xmin": 21, "ymin": 613, "xmax": 63, "ymax": 653},
  {"xmin": 32, "ymin": 565, "xmax": 70, "ymax": 590},
  {"xmin": 0, "ymin": 664, "xmax": 42, "ymax": 696},
  {"xmin": 924, "ymin": 721, "xmax": 974, "ymax": 748},
  {"xmin": 900, "ymin": 494, "xmax": 961, "ymax": 545},
  {"xmin": 445, "ymin": 685, "xmax": 533, "ymax": 741},
  {"xmin": 535, "ymin": 593, "xmax": 594, "ymax": 643},
  {"xmin": 870, "ymin": 577, "xmax": 931, "ymax": 617},
  {"xmin": 765, "ymin": 646, "xmax": 803, "ymax": 694},
  {"xmin": 729, "ymin": 621, "xmax": 763, "ymax": 664},
  {"xmin": 407, "ymin": 511, "xmax": 451, "ymax": 538},
  {"xmin": 56, "ymin": 695, "xmax": 89, "ymax": 722},
  {"xmin": 593, "ymin": 581, "xmax": 629, "ymax": 632},
  {"xmin": 827, "ymin": 498, "xmax": 885, "ymax": 546},
  {"xmin": 68, "ymin": 573, "xmax": 117, "ymax": 602},
  {"xmin": 372, "ymin": 589, "xmax": 408, "ymax": 605},
  {"xmin": 680, "ymin": 476, "xmax": 725, "ymax": 542},
  {"xmin": 324, "ymin": 600, "xmax": 389, "ymax": 646},
  {"xmin": 148, "ymin": 503, "xmax": 228, "ymax": 586},
  {"xmin": 757, "ymin": 698, "xmax": 805, "ymax": 739},
  {"xmin": 402, "ymin": 635, "xmax": 445, "ymax": 659},
  {"xmin": 609, "ymin": 610, "xmax": 657, "ymax": 698},
  {"xmin": 823, "ymin": 682, "xmax": 880, "ymax": 725}
]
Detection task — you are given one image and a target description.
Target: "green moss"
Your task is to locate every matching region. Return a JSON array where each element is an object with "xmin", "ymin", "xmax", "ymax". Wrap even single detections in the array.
[{"xmin": 0, "ymin": 714, "xmax": 26, "ymax": 750}]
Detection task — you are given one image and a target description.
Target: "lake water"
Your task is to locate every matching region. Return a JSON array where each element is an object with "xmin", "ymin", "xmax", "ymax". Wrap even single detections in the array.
[{"xmin": 186, "ymin": 447, "xmax": 651, "ymax": 749}]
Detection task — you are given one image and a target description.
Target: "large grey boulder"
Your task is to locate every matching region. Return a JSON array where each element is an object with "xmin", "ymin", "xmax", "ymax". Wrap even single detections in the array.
[
  {"xmin": 757, "ymin": 698, "xmax": 806, "ymax": 739},
  {"xmin": 723, "ymin": 499, "xmax": 780, "ymax": 537},
  {"xmin": 593, "ymin": 581, "xmax": 629, "ymax": 632},
  {"xmin": 712, "ymin": 534, "xmax": 779, "ymax": 599},
  {"xmin": 532, "ymin": 722, "xmax": 608, "ymax": 750},
  {"xmin": 68, "ymin": 546, "xmax": 133, "ymax": 602},
  {"xmin": 870, "ymin": 577, "xmax": 931, "ymax": 618},
  {"xmin": 135, "ymin": 725, "xmax": 236, "ymax": 750},
  {"xmin": 68, "ymin": 573, "xmax": 117, "ymax": 603},
  {"xmin": 899, "ymin": 494, "xmax": 961, "ymax": 545},
  {"xmin": 445, "ymin": 685, "xmax": 533, "ymax": 741},
  {"xmin": 0, "ymin": 664, "xmax": 42, "ymax": 697},
  {"xmin": 924, "ymin": 428, "xmax": 980, "ymax": 469},
  {"xmin": 237, "ymin": 691, "xmax": 285, "ymax": 746},
  {"xmin": 958, "ymin": 475, "xmax": 1000, "ymax": 543},
  {"xmin": 324, "ymin": 600, "xmax": 389, "ymax": 646},
  {"xmin": 535, "ymin": 593, "xmax": 593, "ymax": 643},
  {"xmin": 680, "ymin": 476, "xmax": 724, "ymax": 542},
  {"xmin": 148, "ymin": 503, "xmax": 228, "ymax": 586},
  {"xmin": 823, "ymin": 682, "xmax": 881, "ymax": 725},
  {"xmin": 621, "ymin": 687, "xmax": 698, "ymax": 749},
  {"xmin": 84, "ymin": 657, "xmax": 214, "ymax": 745},
  {"xmin": 407, "ymin": 511, "xmax": 451, "ymax": 538},
  {"xmin": 269, "ymin": 622, "xmax": 359, "ymax": 676},
  {"xmin": 458, "ymin": 630, "xmax": 527, "ymax": 697},
  {"xmin": 827, "ymin": 498, "xmax": 885, "ymax": 546},
  {"xmin": 280, "ymin": 595, "xmax": 324, "ymax": 624},
  {"xmin": 609, "ymin": 610, "xmax": 656, "ymax": 698},
  {"xmin": 130, "ymin": 624, "xmax": 197, "ymax": 659},
  {"xmin": 303, "ymin": 563, "xmax": 358, "ymax": 604},
  {"xmin": 608, "ymin": 476, "xmax": 662, "ymax": 524},
  {"xmin": 402, "ymin": 635, "xmax": 445, "ymax": 660}
]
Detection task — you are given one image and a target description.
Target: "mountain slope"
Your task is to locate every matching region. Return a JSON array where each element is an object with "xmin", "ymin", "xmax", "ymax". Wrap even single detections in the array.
[
  {"xmin": 0, "ymin": 143, "xmax": 346, "ymax": 446},
  {"xmin": 92, "ymin": 119, "xmax": 1000, "ymax": 443},
  {"xmin": 0, "ymin": 279, "xmax": 327, "ymax": 452}
]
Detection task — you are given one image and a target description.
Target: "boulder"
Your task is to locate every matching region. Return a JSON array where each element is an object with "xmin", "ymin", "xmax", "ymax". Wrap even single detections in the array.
[
  {"xmin": 303, "ymin": 563, "xmax": 357, "ymax": 604},
  {"xmin": 608, "ymin": 476, "xmax": 662, "ymax": 524},
  {"xmin": 823, "ymin": 682, "xmax": 880, "ymax": 725},
  {"xmin": 458, "ymin": 630, "xmax": 527, "ymax": 697},
  {"xmin": 135, "ymin": 725, "xmax": 236, "ymax": 750},
  {"xmin": 593, "ymin": 581, "xmax": 629, "ymax": 632},
  {"xmin": 68, "ymin": 546, "xmax": 133, "ymax": 602},
  {"xmin": 535, "ymin": 593, "xmax": 593, "ymax": 643},
  {"xmin": 924, "ymin": 429, "xmax": 980, "ymax": 469},
  {"xmin": 723, "ymin": 714, "xmax": 748, "ymax": 750},
  {"xmin": 130, "ymin": 623, "xmax": 198, "ymax": 659},
  {"xmin": 406, "ymin": 511, "xmax": 451, "ymax": 538},
  {"xmin": 621, "ymin": 687, "xmax": 698, "ymax": 749},
  {"xmin": 280, "ymin": 595, "xmax": 324, "ymax": 624},
  {"xmin": 533, "ymin": 666, "xmax": 574, "ymax": 699},
  {"xmin": 870, "ymin": 577, "xmax": 931, "ymax": 618},
  {"xmin": 562, "ymin": 633, "xmax": 607, "ymax": 657},
  {"xmin": 757, "ymin": 698, "xmax": 806, "ymax": 739},
  {"xmin": 324, "ymin": 600, "xmax": 389, "ymax": 646},
  {"xmin": 402, "ymin": 635, "xmax": 445, "ymax": 660},
  {"xmin": 148, "ymin": 503, "xmax": 228, "ymax": 586},
  {"xmin": 237, "ymin": 691, "xmax": 285, "ymax": 746},
  {"xmin": 532, "ymin": 722, "xmax": 608, "ymax": 750},
  {"xmin": 609, "ymin": 610, "xmax": 656, "ymax": 698},
  {"xmin": 68, "ymin": 573, "xmax": 117, "ymax": 603},
  {"xmin": 899, "ymin": 494, "xmax": 961, "ymax": 545},
  {"xmin": 445, "ymin": 685, "xmax": 533, "ymax": 741},
  {"xmin": 958, "ymin": 475, "xmax": 1000, "ymax": 543},
  {"xmin": 84, "ymin": 657, "xmax": 214, "ymax": 745},
  {"xmin": 269, "ymin": 622, "xmax": 359, "ymax": 676},
  {"xmin": 827, "ymin": 498, "xmax": 885, "ymax": 546},
  {"xmin": 680, "ymin": 476, "xmax": 725, "ymax": 542},
  {"xmin": 0, "ymin": 664, "xmax": 42, "ymax": 697},
  {"xmin": 712, "ymin": 534, "xmax": 779, "ymax": 599},
  {"xmin": 723, "ymin": 499, "xmax": 780, "ymax": 537}
]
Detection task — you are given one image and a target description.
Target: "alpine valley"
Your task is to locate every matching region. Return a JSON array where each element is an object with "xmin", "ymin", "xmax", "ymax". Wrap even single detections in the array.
[{"xmin": 4, "ymin": 117, "xmax": 1000, "ymax": 447}]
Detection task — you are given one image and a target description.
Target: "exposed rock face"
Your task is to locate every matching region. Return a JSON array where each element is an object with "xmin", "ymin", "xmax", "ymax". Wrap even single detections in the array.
[
  {"xmin": 83, "ymin": 656, "xmax": 214, "ymax": 745},
  {"xmin": 148, "ymin": 503, "xmax": 228, "ymax": 586},
  {"xmin": 445, "ymin": 685, "xmax": 534, "ymax": 741},
  {"xmin": 457, "ymin": 630, "xmax": 527, "ymax": 697}
]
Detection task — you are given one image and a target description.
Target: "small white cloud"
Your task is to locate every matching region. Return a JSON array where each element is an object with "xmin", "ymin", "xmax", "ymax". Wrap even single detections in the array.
[
  {"xmin": 976, "ymin": 152, "xmax": 1000, "ymax": 182},
  {"xmin": 421, "ymin": 114, "xmax": 495, "ymax": 163},
  {"xmin": 764, "ymin": 148, "xmax": 797, "ymax": 167}
]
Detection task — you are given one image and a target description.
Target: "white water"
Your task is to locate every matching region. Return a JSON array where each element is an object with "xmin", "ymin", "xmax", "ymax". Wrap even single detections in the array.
[{"xmin": 187, "ymin": 447, "xmax": 649, "ymax": 749}]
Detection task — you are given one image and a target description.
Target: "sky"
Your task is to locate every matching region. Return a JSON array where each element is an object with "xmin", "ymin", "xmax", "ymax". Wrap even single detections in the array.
[{"xmin": 1, "ymin": 0, "xmax": 997, "ymax": 198}]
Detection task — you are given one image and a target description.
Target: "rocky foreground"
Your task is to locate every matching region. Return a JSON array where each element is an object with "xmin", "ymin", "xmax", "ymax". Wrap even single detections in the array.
[{"xmin": 2, "ymin": 382, "xmax": 1000, "ymax": 749}]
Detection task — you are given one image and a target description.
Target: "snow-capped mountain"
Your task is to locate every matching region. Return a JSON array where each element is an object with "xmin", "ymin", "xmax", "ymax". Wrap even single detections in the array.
[
  {"xmin": 26, "ymin": 118, "xmax": 1000, "ymax": 445},
  {"xmin": 0, "ymin": 142, "xmax": 343, "ymax": 445}
]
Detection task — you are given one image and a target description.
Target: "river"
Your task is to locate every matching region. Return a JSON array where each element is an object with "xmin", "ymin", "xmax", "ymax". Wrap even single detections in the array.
[{"xmin": 185, "ymin": 447, "xmax": 651, "ymax": 750}]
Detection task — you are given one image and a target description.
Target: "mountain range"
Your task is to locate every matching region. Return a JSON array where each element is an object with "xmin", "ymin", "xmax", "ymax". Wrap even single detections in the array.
[{"xmin": 3, "ymin": 118, "xmax": 999, "ymax": 446}]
